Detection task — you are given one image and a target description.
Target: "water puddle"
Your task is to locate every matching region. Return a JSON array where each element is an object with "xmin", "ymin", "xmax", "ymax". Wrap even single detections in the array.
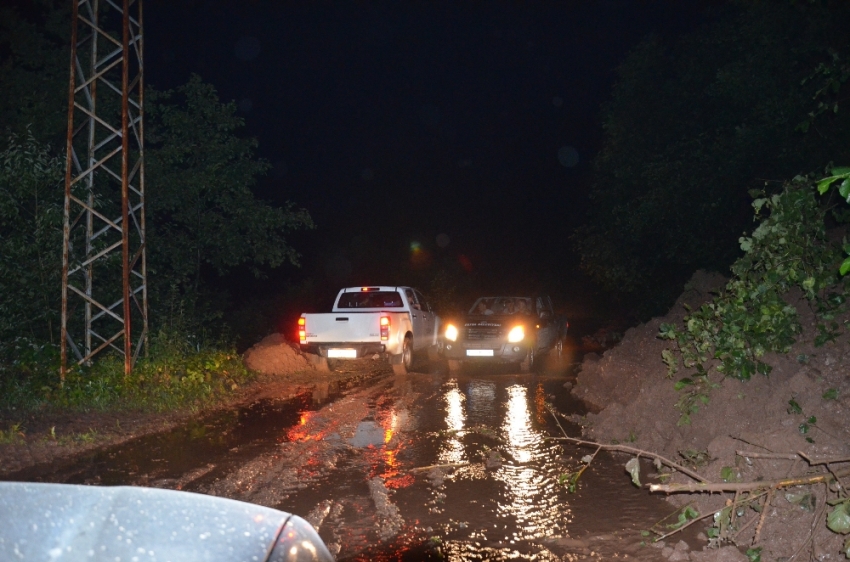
[
  {"xmin": 5, "ymin": 365, "xmax": 696, "ymax": 561},
  {"xmin": 273, "ymin": 371, "xmax": 694, "ymax": 561},
  {"xmin": 5, "ymin": 382, "xmax": 344, "ymax": 486}
]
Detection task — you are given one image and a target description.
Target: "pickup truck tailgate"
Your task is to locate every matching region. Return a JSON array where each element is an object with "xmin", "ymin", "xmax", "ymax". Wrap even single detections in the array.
[{"xmin": 303, "ymin": 313, "xmax": 380, "ymax": 342}]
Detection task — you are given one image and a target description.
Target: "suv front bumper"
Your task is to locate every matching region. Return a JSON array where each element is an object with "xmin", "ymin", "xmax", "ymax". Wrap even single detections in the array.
[{"xmin": 442, "ymin": 339, "xmax": 530, "ymax": 362}]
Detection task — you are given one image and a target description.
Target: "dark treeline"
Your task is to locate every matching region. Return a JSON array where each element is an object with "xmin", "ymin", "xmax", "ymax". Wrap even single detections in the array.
[
  {"xmin": 573, "ymin": 1, "xmax": 850, "ymax": 319},
  {"xmin": 0, "ymin": 1, "xmax": 313, "ymax": 356}
]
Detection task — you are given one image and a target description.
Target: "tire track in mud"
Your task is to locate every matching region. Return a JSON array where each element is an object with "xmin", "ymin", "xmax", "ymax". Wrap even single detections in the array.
[{"xmin": 185, "ymin": 373, "xmax": 421, "ymax": 558}]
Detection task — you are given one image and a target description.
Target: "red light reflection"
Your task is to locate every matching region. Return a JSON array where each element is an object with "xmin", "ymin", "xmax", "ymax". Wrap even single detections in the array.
[{"xmin": 284, "ymin": 411, "xmax": 327, "ymax": 442}]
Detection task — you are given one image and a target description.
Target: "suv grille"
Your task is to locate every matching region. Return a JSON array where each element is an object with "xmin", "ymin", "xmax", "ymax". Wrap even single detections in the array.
[{"xmin": 466, "ymin": 325, "xmax": 503, "ymax": 340}]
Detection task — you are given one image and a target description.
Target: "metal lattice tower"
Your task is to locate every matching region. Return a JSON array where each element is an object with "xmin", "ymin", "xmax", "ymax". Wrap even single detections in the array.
[{"xmin": 61, "ymin": 0, "xmax": 147, "ymax": 379}]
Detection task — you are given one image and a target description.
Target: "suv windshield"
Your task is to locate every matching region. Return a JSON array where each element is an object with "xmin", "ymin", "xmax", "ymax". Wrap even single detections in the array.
[{"xmin": 469, "ymin": 297, "xmax": 532, "ymax": 315}]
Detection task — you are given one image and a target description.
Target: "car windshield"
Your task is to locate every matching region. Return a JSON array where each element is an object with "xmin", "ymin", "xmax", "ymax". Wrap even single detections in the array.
[
  {"xmin": 469, "ymin": 297, "xmax": 532, "ymax": 315},
  {"xmin": 337, "ymin": 291, "xmax": 404, "ymax": 308}
]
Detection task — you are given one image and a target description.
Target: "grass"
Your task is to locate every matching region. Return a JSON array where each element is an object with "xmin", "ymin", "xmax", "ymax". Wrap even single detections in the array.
[
  {"xmin": 0, "ymin": 422, "xmax": 25, "ymax": 444},
  {"xmin": 0, "ymin": 328, "xmax": 255, "ymax": 415}
]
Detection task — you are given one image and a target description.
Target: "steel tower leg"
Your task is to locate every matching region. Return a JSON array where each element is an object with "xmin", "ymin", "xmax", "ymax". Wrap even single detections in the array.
[{"xmin": 61, "ymin": 0, "xmax": 146, "ymax": 380}]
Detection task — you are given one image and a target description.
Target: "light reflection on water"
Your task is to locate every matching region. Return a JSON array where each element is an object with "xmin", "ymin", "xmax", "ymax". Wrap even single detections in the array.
[
  {"xmin": 431, "ymin": 379, "xmax": 573, "ymax": 547},
  {"xmin": 438, "ymin": 382, "xmax": 467, "ymax": 465},
  {"xmin": 494, "ymin": 384, "xmax": 571, "ymax": 541}
]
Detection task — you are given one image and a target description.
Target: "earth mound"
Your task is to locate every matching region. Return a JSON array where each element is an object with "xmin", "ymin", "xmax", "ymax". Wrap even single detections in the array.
[
  {"xmin": 242, "ymin": 333, "xmax": 317, "ymax": 375},
  {"xmin": 571, "ymin": 270, "xmax": 850, "ymax": 562}
]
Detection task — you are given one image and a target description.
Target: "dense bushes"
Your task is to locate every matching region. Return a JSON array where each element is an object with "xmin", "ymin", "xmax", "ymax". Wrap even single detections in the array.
[
  {"xmin": 0, "ymin": 328, "xmax": 254, "ymax": 413},
  {"xmin": 659, "ymin": 176, "xmax": 849, "ymax": 426}
]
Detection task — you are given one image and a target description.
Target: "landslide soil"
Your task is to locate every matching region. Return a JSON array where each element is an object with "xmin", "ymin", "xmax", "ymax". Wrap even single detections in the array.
[
  {"xmin": 0, "ymin": 335, "xmax": 380, "ymax": 477},
  {"xmin": 572, "ymin": 271, "xmax": 850, "ymax": 562}
]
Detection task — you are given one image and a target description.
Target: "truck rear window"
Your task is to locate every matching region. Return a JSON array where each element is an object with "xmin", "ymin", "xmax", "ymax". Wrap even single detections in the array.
[{"xmin": 337, "ymin": 291, "xmax": 404, "ymax": 308}]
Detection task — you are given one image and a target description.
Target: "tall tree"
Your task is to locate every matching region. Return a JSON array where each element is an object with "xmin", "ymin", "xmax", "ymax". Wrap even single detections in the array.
[
  {"xmin": 0, "ymin": 1, "xmax": 70, "ymax": 146},
  {"xmin": 0, "ymin": 131, "xmax": 63, "ymax": 346},
  {"xmin": 574, "ymin": 2, "xmax": 850, "ymax": 316},
  {"xmin": 0, "ymin": 3, "xmax": 315, "ymax": 338},
  {"xmin": 145, "ymin": 75, "xmax": 314, "ymax": 323}
]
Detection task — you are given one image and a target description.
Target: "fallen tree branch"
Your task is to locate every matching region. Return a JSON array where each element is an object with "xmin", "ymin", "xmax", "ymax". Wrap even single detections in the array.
[
  {"xmin": 797, "ymin": 451, "xmax": 850, "ymax": 466},
  {"xmin": 649, "ymin": 467, "xmax": 850, "ymax": 494},
  {"xmin": 653, "ymin": 504, "xmax": 715, "ymax": 542},
  {"xmin": 736, "ymin": 450, "xmax": 799, "ymax": 460},
  {"xmin": 753, "ymin": 487, "xmax": 774, "ymax": 545},
  {"xmin": 546, "ymin": 436, "xmax": 709, "ymax": 483}
]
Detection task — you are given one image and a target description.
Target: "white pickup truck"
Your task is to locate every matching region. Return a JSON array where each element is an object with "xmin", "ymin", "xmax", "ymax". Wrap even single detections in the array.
[{"xmin": 298, "ymin": 286, "xmax": 441, "ymax": 374}]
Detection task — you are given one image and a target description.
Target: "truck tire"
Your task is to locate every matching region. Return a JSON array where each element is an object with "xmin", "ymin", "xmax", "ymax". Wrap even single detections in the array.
[
  {"xmin": 447, "ymin": 359, "xmax": 463, "ymax": 372},
  {"xmin": 392, "ymin": 336, "xmax": 413, "ymax": 375},
  {"xmin": 520, "ymin": 347, "xmax": 535, "ymax": 373}
]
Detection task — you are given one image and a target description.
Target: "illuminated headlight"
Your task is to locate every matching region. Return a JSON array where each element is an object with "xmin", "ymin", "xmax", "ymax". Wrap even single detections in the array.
[
  {"xmin": 507, "ymin": 326, "xmax": 525, "ymax": 343},
  {"xmin": 445, "ymin": 324, "xmax": 459, "ymax": 342}
]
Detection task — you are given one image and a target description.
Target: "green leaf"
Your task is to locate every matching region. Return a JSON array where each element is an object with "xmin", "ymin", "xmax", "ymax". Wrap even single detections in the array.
[
  {"xmin": 787, "ymin": 399, "xmax": 803, "ymax": 415},
  {"xmin": 785, "ymin": 491, "xmax": 816, "ymax": 512},
  {"xmin": 625, "ymin": 457, "xmax": 641, "ymax": 487},
  {"xmin": 840, "ymin": 179, "xmax": 850, "ymax": 203},
  {"xmin": 746, "ymin": 546, "xmax": 762, "ymax": 562},
  {"xmin": 840, "ymin": 257, "xmax": 850, "ymax": 276},
  {"xmin": 720, "ymin": 466, "xmax": 738, "ymax": 482},
  {"xmin": 818, "ymin": 176, "xmax": 839, "ymax": 194},
  {"xmin": 674, "ymin": 378, "xmax": 694, "ymax": 391},
  {"xmin": 823, "ymin": 388, "xmax": 839, "ymax": 400},
  {"xmin": 667, "ymin": 505, "xmax": 699, "ymax": 529},
  {"xmin": 843, "ymin": 537, "xmax": 850, "ymax": 558},
  {"xmin": 807, "ymin": 415, "xmax": 817, "ymax": 425},
  {"xmin": 827, "ymin": 502, "xmax": 850, "ymax": 534},
  {"xmin": 799, "ymin": 423, "xmax": 809, "ymax": 434}
]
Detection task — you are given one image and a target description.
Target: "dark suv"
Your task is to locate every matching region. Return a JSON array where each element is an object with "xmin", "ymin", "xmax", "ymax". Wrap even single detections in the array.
[{"xmin": 441, "ymin": 295, "xmax": 568, "ymax": 372}]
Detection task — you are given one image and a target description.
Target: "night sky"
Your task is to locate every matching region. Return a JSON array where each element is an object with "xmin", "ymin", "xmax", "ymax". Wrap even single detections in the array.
[{"xmin": 143, "ymin": 1, "xmax": 719, "ymax": 310}]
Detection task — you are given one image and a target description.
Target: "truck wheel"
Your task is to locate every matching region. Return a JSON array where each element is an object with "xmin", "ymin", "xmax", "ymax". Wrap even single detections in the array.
[
  {"xmin": 447, "ymin": 359, "xmax": 463, "ymax": 372},
  {"xmin": 392, "ymin": 336, "xmax": 413, "ymax": 375},
  {"xmin": 520, "ymin": 347, "xmax": 535, "ymax": 373}
]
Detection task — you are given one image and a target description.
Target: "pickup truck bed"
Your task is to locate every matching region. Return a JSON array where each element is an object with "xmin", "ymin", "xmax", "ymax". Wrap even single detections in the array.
[{"xmin": 299, "ymin": 286, "xmax": 440, "ymax": 374}]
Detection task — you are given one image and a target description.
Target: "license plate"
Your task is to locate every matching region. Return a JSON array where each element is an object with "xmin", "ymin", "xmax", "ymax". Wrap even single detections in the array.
[
  {"xmin": 466, "ymin": 349, "xmax": 494, "ymax": 357},
  {"xmin": 327, "ymin": 349, "xmax": 357, "ymax": 358}
]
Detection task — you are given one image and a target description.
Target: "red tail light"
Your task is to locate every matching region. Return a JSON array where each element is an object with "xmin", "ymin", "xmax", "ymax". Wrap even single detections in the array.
[
  {"xmin": 380, "ymin": 316, "xmax": 390, "ymax": 341},
  {"xmin": 298, "ymin": 317, "xmax": 306, "ymax": 343}
]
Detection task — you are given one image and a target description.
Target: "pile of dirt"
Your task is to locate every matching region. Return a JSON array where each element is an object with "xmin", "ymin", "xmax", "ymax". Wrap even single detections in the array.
[
  {"xmin": 242, "ymin": 333, "xmax": 315, "ymax": 375},
  {"xmin": 571, "ymin": 270, "xmax": 850, "ymax": 562}
]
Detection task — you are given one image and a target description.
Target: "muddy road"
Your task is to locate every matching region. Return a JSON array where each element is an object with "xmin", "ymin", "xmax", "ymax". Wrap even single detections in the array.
[{"xmin": 7, "ymin": 360, "xmax": 683, "ymax": 561}]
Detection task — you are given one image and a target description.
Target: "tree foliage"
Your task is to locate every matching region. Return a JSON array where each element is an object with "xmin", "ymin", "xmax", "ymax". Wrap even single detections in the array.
[
  {"xmin": 0, "ymin": 1, "xmax": 315, "ymax": 348},
  {"xmin": 660, "ymin": 180, "xmax": 841, "ymax": 408},
  {"xmin": 0, "ymin": 131, "xmax": 64, "ymax": 345},
  {"xmin": 145, "ymin": 76, "xmax": 314, "ymax": 322},
  {"xmin": 0, "ymin": 1, "xmax": 70, "ymax": 145},
  {"xmin": 574, "ymin": 2, "xmax": 850, "ymax": 315}
]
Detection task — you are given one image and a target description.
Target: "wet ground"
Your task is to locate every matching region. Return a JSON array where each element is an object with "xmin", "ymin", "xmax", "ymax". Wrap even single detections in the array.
[{"xmin": 6, "ymin": 360, "xmax": 683, "ymax": 561}]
